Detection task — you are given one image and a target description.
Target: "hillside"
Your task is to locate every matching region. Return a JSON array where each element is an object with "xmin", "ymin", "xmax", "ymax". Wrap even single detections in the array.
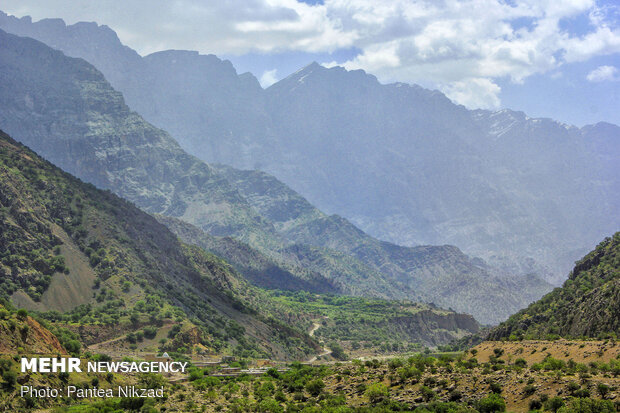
[
  {"xmin": 489, "ymin": 233, "xmax": 620, "ymax": 340},
  {"xmin": 0, "ymin": 28, "xmax": 553, "ymax": 324},
  {"xmin": 1, "ymin": 12, "xmax": 616, "ymax": 285},
  {"xmin": 0, "ymin": 129, "xmax": 318, "ymax": 360}
]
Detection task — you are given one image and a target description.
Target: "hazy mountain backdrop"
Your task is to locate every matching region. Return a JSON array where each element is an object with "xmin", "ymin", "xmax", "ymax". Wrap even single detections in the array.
[{"xmin": 1, "ymin": 12, "xmax": 617, "ymax": 286}]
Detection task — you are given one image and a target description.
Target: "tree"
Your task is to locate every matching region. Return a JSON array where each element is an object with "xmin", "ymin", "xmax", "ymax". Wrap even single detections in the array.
[
  {"xmin": 597, "ymin": 383, "xmax": 610, "ymax": 398},
  {"xmin": 2, "ymin": 370, "xmax": 17, "ymax": 389},
  {"xmin": 420, "ymin": 385, "xmax": 436, "ymax": 402}
]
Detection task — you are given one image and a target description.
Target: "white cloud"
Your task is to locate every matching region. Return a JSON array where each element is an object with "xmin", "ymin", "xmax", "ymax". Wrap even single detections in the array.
[
  {"xmin": 2, "ymin": 0, "xmax": 619, "ymax": 109},
  {"xmin": 586, "ymin": 65, "xmax": 619, "ymax": 82},
  {"xmin": 259, "ymin": 69, "xmax": 279, "ymax": 87},
  {"xmin": 440, "ymin": 77, "xmax": 502, "ymax": 109}
]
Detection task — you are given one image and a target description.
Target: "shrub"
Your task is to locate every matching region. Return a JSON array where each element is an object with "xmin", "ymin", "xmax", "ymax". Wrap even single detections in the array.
[
  {"xmin": 489, "ymin": 381, "xmax": 502, "ymax": 394},
  {"xmin": 574, "ymin": 388, "xmax": 591, "ymax": 398},
  {"xmin": 529, "ymin": 398, "xmax": 543, "ymax": 410},
  {"xmin": 448, "ymin": 389, "xmax": 462, "ymax": 401},
  {"xmin": 143, "ymin": 327, "xmax": 157, "ymax": 339},
  {"xmin": 64, "ymin": 339, "xmax": 81, "ymax": 354},
  {"xmin": 557, "ymin": 398, "xmax": 614, "ymax": 413},
  {"xmin": 420, "ymin": 385, "xmax": 436, "ymax": 402},
  {"xmin": 524, "ymin": 384, "xmax": 536, "ymax": 396},
  {"xmin": 2, "ymin": 370, "xmax": 17, "ymax": 389},
  {"xmin": 365, "ymin": 382, "xmax": 389, "ymax": 404},
  {"xmin": 597, "ymin": 383, "xmax": 610, "ymax": 398}
]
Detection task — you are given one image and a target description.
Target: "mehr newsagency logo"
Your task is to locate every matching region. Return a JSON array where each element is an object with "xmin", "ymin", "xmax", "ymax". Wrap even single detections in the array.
[{"xmin": 19, "ymin": 355, "xmax": 186, "ymax": 399}]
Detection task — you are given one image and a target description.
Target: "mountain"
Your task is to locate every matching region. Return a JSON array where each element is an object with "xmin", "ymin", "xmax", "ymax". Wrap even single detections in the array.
[
  {"xmin": 0, "ymin": 129, "xmax": 320, "ymax": 359},
  {"xmin": 0, "ymin": 12, "xmax": 275, "ymax": 170},
  {"xmin": 0, "ymin": 28, "xmax": 554, "ymax": 324},
  {"xmin": 0, "ymin": 27, "xmax": 281, "ymax": 253},
  {"xmin": 2, "ymin": 12, "xmax": 614, "ymax": 284},
  {"xmin": 264, "ymin": 65, "xmax": 618, "ymax": 285},
  {"xmin": 489, "ymin": 232, "xmax": 620, "ymax": 340}
]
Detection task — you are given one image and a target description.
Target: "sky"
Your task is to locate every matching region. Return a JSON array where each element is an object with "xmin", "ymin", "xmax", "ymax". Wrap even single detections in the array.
[{"xmin": 2, "ymin": 0, "xmax": 619, "ymax": 126}]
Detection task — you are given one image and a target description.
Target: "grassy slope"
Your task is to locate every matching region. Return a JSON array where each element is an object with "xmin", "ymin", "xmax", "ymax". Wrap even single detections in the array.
[{"xmin": 268, "ymin": 291, "xmax": 480, "ymax": 348}]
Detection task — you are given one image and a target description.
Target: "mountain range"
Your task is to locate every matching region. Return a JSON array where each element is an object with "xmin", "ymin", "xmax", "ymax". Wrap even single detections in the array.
[
  {"xmin": 1, "ymin": 11, "xmax": 616, "ymax": 285},
  {"xmin": 0, "ymin": 28, "xmax": 555, "ymax": 324}
]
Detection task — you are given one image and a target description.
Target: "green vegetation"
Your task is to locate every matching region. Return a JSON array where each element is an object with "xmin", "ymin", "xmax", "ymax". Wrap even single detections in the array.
[{"xmin": 267, "ymin": 290, "xmax": 477, "ymax": 351}]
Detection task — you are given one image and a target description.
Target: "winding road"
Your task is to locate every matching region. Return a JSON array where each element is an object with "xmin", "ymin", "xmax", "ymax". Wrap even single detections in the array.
[{"xmin": 306, "ymin": 319, "xmax": 332, "ymax": 363}]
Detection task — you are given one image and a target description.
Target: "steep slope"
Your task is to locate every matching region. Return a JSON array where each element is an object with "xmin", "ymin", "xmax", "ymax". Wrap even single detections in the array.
[
  {"xmin": 2, "ymin": 12, "xmax": 614, "ymax": 283},
  {"xmin": 0, "ymin": 306, "xmax": 67, "ymax": 355},
  {"xmin": 0, "ymin": 129, "xmax": 318, "ymax": 359},
  {"xmin": 489, "ymin": 233, "xmax": 620, "ymax": 340}
]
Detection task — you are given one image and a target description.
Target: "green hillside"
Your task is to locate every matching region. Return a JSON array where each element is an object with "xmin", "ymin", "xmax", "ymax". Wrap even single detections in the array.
[
  {"xmin": 0, "ymin": 130, "xmax": 318, "ymax": 360},
  {"xmin": 489, "ymin": 233, "xmax": 620, "ymax": 340}
]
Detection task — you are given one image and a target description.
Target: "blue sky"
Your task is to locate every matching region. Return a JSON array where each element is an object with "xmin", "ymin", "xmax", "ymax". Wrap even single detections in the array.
[{"xmin": 2, "ymin": 0, "xmax": 619, "ymax": 126}]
